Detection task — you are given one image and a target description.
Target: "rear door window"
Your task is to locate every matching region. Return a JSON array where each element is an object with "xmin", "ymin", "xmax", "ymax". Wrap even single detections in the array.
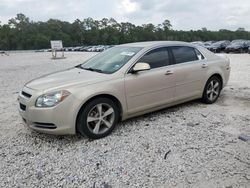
[{"xmin": 171, "ymin": 46, "xmax": 198, "ymax": 64}]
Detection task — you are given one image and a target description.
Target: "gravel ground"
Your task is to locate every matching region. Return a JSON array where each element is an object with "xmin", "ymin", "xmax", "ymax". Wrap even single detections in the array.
[{"xmin": 0, "ymin": 52, "xmax": 249, "ymax": 188}]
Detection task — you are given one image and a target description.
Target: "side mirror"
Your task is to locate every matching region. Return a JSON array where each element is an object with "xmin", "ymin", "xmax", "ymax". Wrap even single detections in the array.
[{"xmin": 131, "ymin": 62, "xmax": 150, "ymax": 73}]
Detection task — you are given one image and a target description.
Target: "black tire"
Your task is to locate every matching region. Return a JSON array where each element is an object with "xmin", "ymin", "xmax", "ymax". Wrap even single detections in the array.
[
  {"xmin": 202, "ymin": 76, "xmax": 222, "ymax": 104},
  {"xmin": 76, "ymin": 98, "xmax": 119, "ymax": 139}
]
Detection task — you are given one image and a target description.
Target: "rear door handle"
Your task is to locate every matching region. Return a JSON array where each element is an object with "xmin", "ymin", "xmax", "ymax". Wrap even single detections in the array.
[
  {"xmin": 165, "ymin": 70, "xmax": 174, "ymax": 75},
  {"xmin": 202, "ymin": 63, "xmax": 208, "ymax": 68}
]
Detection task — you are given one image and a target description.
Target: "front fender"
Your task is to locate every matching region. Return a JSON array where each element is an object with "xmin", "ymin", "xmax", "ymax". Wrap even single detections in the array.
[{"xmin": 69, "ymin": 78, "xmax": 127, "ymax": 127}]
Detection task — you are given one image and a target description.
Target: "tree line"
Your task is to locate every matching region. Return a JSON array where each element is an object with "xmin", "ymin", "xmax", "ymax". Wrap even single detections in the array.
[{"xmin": 0, "ymin": 13, "xmax": 250, "ymax": 50}]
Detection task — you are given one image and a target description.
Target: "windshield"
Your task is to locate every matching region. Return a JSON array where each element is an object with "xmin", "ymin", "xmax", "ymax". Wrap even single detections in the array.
[{"xmin": 80, "ymin": 46, "xmax": 143, "ymax": 74}]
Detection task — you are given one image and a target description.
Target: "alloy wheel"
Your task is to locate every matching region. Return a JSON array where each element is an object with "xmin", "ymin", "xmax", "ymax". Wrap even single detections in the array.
[
  {"xmin": 87, "ymin": 103, "xmax": 115, "ymax": 135},
  {"xmin": 206, "ymin": 80, "xmax": 220, "ymax": 101}
]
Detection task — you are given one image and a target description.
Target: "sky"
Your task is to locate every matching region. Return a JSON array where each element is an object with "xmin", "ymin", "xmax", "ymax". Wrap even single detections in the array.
[{"xmin": 0, "ymin": 0, "xmax": 250, "ymax": 31}]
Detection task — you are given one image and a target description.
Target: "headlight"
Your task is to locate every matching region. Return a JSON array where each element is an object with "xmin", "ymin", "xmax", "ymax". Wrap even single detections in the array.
[{"xmin": 36, "ymin": 90, "xmax": 71, "ymax": 107}]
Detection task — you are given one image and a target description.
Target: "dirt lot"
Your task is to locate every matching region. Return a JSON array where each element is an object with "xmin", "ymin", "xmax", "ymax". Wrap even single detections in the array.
[{"xmin": 0, "ymin": 52, "xmax": 249, "ymax": 188}]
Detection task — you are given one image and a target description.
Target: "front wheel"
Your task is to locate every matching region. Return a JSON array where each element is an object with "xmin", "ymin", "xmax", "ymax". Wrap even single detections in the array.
[
  {"xmin": 202, "ymin": 76, "xmax": 222, "ymax": 104},
  {"xmin": 76, "ymin": 98, "xmax": 119, "ymax": 139}
]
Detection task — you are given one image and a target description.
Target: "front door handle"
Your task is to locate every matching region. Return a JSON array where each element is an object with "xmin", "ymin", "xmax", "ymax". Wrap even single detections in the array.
[
  {"xmin": 165, "ymin": 70, "xmax": 174, "ymax": 75},
  {"xmin": 202, "ymin": 63, "xmax": 208, "ymax": 68}
]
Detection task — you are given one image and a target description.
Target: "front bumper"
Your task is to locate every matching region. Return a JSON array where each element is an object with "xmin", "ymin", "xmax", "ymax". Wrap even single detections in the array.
[{"xmin": 18, "ymin": 87, "xmax": 76, "ymax": 135}]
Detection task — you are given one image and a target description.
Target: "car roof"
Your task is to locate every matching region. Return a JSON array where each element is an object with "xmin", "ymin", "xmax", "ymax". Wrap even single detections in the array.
[{"xmin": 120, "ymin": 41, "xmax": 194, "ymax": 48}]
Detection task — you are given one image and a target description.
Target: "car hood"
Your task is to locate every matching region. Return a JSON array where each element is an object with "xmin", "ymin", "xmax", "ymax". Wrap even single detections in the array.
[{"xmin": 25, "ymin": 67, "xmax": 112, "ymax": 91}]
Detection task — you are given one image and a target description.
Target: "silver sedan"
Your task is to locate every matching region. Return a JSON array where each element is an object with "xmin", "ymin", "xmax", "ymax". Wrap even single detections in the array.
[{"xmin": 18, "ymin": 41, "xmax": 230, "ymax": 139}]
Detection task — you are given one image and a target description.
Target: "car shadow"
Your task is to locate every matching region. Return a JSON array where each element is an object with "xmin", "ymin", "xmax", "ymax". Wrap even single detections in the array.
[
  {"xmin": 26, "ymin": 99, "xmax": 205, "ymax": 143},
  {"xmin": 115, "ymin": 99, "xmax": 204, "ymax": 129}
]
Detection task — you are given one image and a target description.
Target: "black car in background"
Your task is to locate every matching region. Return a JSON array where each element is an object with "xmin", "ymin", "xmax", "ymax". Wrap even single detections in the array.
[
  {"xmin": 208, "ymin": 40, "xmax": 230, "ymax": 53},
  {"xmin": 191, "ymin": 41, "xmax": 214, "ymax": 49},
  {"xmin": 225, "ymin": 40, "xmax": 250, "ymax": 53}
]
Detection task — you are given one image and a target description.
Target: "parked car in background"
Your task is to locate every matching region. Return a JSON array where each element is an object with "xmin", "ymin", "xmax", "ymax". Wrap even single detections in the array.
[
  {"xmin": 86, "ymin": 45, "xmax": 107, "ymax": 52},
  {"xmin": 34, "ymin": 45, "xmax": 113, "ymax": 53},
  {"xmin": 45, "ymin": 49, "xmax": 52, "ymax": 52},
  {"xmin": 73, "ymin": 46, "xmax": 83, "ymax": 51},
  {"xmin": 94, "ymin": 45, "xmax": 106, "ymax": 52},
  {"xmin": 245, "ymin": 41, "xmax": 250, "ymax": 53},
  {"xmin": 67, "ymin": 47, "xmax": 74, "ymax": 51},
  {"xmin": 225, "ymin": 40, "xmax": 250, "ymax": 53},
  {"xmin": 191, "ymin": 41, "xmax": 215, "ymax": 49},
  {"xmin": 18, "ymin": 41, "xmax": 230, "ymax": 138},
  {"xmin": 35, "ymin": 49, "xmax": 45, "ymax": 52},
  {"xmin": 79, "ymin": 46, "xmax": 91, "ymax": 51},
  {"xmin": 191, "ymin": 41, "xmax": 205, "ymax": 47},
  {"xmin": 203, "ymin": 41, "xmax": 214, "ymax": 49},
  {"xmin": 208, "ymin": 40, "xmax": 230, "ymax": 53}
]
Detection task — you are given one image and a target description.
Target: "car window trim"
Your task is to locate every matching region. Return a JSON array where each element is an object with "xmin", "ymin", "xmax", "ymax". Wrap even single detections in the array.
[
  {"xmin": 194, "ymin": 47, "xmax": 207, "ymax": 60},
  {"xmin": 194, "ymin": 48, "xmax": 205, "ymax": 60},
  {"xmin": 170, "ymin": 46, "xmax": 207, "ymax": 65},
  {"xmin": 126, "ymin": 45, "xmax": 207, "ymax": 74}
]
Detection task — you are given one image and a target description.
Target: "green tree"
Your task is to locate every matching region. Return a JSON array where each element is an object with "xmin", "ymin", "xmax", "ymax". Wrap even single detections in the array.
[{"xmin": 1, "ymin": 13, "xmax": 250, "ymax": 50}]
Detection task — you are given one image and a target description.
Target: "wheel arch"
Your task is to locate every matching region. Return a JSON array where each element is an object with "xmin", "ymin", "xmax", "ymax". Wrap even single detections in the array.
[
  {"xmin": 202, "ymin": 73, "xmax": 223, "ymax": 97},
  {"xmin": 75, "ymin": 93, "xmax": 123, "ymax": 132},
  {"xmin": 209, "ymin": 73, "xmax": 223, "ymax": 86},
  {"xmin": 202, "ymin": 73, "xmax": 224, "ymax": 104}
]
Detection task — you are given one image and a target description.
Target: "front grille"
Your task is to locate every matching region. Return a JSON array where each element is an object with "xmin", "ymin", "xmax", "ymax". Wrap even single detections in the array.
[
  {"xmin": 34, "ymin": 122, "xmax": 57, "ymax": 129},
  {"xmin": 21, "ymin": 91, "xmax": 32, "ymax": 98},
  {"xmin": 20, "ymin": 103, "xmax": 26, "ymax": 111}
]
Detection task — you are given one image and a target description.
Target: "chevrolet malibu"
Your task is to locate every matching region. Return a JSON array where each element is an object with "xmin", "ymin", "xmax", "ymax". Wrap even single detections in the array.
[{"xmin": 18, "ymin": 41, "xmax": 230, "ymax": 139}]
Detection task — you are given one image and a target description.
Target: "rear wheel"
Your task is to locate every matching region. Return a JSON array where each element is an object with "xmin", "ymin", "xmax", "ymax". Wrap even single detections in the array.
[
  {"xmin": 202, "ymin": 76, "xmax": 222, "ymax": 104},
  {"xmin": 76, "ymin": 98, "xmax": 119, "ymax": 139}
]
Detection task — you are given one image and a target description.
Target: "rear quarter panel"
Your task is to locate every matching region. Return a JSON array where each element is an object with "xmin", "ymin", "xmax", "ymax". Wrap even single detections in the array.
[{"xmin": 202, "ymin": 51, "xmax": 230, "ymax": 89}]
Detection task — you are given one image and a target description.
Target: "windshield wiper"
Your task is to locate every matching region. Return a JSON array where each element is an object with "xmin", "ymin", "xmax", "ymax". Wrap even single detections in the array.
[{"xmin": 82, "ymin": 67, "xmax": 104, "ymax": 73}]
